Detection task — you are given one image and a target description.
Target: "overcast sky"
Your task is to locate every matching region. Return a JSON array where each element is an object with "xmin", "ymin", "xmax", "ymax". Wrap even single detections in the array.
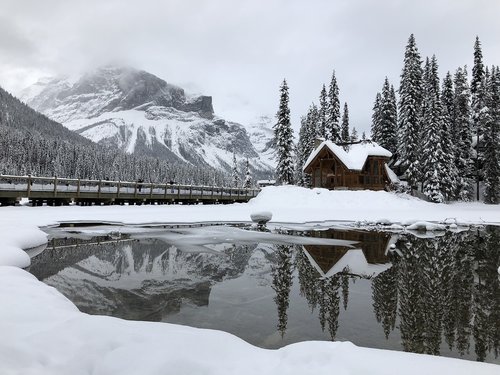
[{"xmin": 1, "ymin": 0, "xmax": 499, "ymax": 134}]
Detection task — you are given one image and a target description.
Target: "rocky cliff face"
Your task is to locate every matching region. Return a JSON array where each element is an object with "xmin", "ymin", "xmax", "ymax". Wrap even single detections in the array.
[{"xmin": 21, "ymin": 66, "xmax": 275, "ymax": 176}]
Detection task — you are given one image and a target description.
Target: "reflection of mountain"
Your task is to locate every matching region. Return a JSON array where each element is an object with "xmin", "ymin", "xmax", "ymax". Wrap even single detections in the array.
[{"xmin": 30, "ymin": 239, "xmax": 254, "ymax": 321}]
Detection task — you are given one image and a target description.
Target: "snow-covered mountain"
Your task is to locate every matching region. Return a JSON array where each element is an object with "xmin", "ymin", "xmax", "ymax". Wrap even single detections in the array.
[{"xmin": 20, "ymin": 66, "xmax": 275, "ymax": 175}]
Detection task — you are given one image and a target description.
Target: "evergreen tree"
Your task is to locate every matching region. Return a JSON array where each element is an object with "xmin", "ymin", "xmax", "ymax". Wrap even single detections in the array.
[
  {"xmin": 295, "ymin": 116, "xmax": 309, "ymax": 186},
  {"xmin": 453, "ymin": 66, "xmax": 474, "ymax": 200},
  {"xmin": 471, "ymin": 37, "xmax": 485, "ymax": 200},
  {"xmin": 327, "ymin": 70, "xmax": 341, "ymax": 142},
  {"xmin": 420, "ymin": 55, "xmax": 447, "ymax": 203},
  {"xmin": 273, "ymin": 79, "xmax": 295, "ymax": 185},
  {"xmin": 231, "ymin": 152, "xmax": 240, "ymax": 187},
  {"xmin": 371, "ymin": 92, "xmax": 382, "ymax": 141},
  {"xmin": 397, "ymin": 34, "xmax": 424, "ymax": 189},
  {"xmin": 243, "ymin": 158, "xmax": 252, "ymax": 188},
  {"xmin": 341, "ymin": 102, "xmax": 350, "ymax": 142},
  {"xmin": 350, "ymin": 127, "xmax": 358, "ymax": 142},
  {"xmin": 376, "ymin": 78, "xmax": 398, "ymax": 153},
  {"xmin": 440, "ymin": 73, "xmax": 459, "ymax": 200},
  {"xmin": 483, "ymin": 66, "xmax": 500, "ymax": 204},
  {"xmin": 318, "ymin": 85, "xmax": 328, "ymax": 139}
]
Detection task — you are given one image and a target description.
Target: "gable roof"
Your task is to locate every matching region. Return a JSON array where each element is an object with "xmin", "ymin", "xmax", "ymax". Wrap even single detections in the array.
[{"xmin": 303, "ymin": 140, "xmax": 392, "ymax": 172}]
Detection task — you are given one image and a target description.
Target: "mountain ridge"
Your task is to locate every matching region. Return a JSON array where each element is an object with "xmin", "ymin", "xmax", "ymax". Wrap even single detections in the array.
[{"xmin": 21, "ymin": 66, "xmax": 275, "ymax": 177}]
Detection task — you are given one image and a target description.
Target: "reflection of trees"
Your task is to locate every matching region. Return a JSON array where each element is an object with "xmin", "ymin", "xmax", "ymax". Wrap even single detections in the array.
[
  {"xmin": 372, "ymin": 228, "xmax": 500, "ymax": 362},
  {"xmin": 372, "ymin": 254, "xmax": 398, "ymax": 339},
  {"xmin": 473, "ymin": 227, "xmax": 500, "ymax": 361},
  {"xmin": 294, "ymin": 246, "xmax": 345, "ymax": 340},
  {"xmin": 397, "ymin": 238, "xmax": 425, "ymax": 353},
  {"xmin": 271, "ymin": 244, "xmax": 294, "ymax": 337}
]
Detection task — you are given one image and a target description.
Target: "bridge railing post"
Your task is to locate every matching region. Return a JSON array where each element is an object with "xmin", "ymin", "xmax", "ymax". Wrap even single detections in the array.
[
  {"xmin": 117, "ymin": 181, "xmax": 121, "ymax": 198},
  {"xmin": 27, "ymin": 175, "xmax": 31, "ymax": 198},
  {"xmin": 98, "ymin": 180, "xmax": 102, "ymax": 199},
  {"xmin": 77, "ymin": 179, "xmax": 81, "ymax": 198},
  {"xmin": 53, "ymin": 176, "xmax": 58, "ymax": 197}
]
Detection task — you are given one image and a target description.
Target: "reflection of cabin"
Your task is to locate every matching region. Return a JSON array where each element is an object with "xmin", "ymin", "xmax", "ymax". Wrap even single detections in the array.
[
  {"xmin": 303, "ymin": 230, "xmax": 393, "ymax": 278},
  {"xmin": 303, "ymin": 140, "xmax": 395, "ymax": 190}
]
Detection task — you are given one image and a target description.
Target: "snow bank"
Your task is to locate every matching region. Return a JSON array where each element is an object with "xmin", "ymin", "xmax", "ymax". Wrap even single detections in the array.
[
  {"xmin": 0, "ymin": 225, "xmax": 47, "ymax": 267},
  {"xmin": 0, "ymin": 187, "xmax": 499, "ymax": 373},
  {"xmin": 0, "ymin": 267, "xmax": 496, "ymax": 375}
]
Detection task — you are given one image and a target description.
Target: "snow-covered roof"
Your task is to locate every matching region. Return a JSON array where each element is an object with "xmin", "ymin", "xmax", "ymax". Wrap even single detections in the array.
[
  {"xmin": 303, "ymin": 140, "xmax": 392, "ymax": 172},
  {"xmin": 384, "ymin": 163, "xmax": 400, "ymax": 184}
]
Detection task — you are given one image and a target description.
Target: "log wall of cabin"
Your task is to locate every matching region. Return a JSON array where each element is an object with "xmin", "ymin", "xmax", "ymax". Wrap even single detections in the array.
[{"xmin": 308, "ymin": 149, "xmax": 389, "ymax": 190}]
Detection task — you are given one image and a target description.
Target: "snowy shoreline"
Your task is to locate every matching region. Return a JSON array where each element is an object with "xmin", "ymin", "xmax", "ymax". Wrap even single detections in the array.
[{"xmin": 0, "ymin": 187, "xmax": 499, "ymax": 374}]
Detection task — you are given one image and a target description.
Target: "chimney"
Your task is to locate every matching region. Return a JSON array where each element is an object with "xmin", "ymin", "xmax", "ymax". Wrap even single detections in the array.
[{"xmin": 314, "ymin": 137, "xmax": 325, "ymax": 149}]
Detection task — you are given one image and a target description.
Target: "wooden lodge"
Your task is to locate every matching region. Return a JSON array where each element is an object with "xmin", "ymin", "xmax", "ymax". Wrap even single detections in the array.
[{"xmin": 303, "ymin": 139, "xmax": 395, "ymax": 190}]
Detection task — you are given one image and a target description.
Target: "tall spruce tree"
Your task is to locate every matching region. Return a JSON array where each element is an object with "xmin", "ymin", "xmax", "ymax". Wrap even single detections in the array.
[
  {"xmin": 453, "ymin": 66, "xmax": 474, "ymax": 200},
  {"xmin": 327, "ymin": 70, "xmax": 341, "ymax": 142},
  {"xmin": 398, "ymin": 34, "xmax": 424, "ymax": 189},
  {"xmin": 483, "ymin": 66, "xmax": 500, "ymax": 203},
  {"xmin": 295, "ymin": 116, "xmax": 309, "ymax": 186},
  {"xmin": 371, "ymin": 92, "xmax": 382, "ymax": 141},
  {"xmin": 377, "ymin": 78, "xmax": 398, "ymax": 153},
  {"xmin": 341, "ymin": 102, "xmax": 350, "ymax": 142},
  {"xmin": 318, "ymin": 85, "xmax": 329, "ymax": 139},
  {"xmin": 440, "ymin": 72, "xmax": 460, "ymax": 199},
  {"xmin": 420, "ymin": 56, "xmax": 448, "ymax": 202},
  {"xmin": 274, "ymin": 79, "xmax": 295, "ymax": 185},
  {"xmin": 471, "ymin": 37, "xmax": 485, "ymax": 200}
]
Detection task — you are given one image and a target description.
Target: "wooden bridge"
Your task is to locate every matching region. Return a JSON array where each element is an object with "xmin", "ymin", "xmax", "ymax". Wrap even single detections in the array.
[{"xmin": 0, "ymin": 175, "xmax": 260, "ymax": 206}]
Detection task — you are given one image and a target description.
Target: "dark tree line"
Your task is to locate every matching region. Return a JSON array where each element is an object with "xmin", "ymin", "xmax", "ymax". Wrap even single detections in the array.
[
  {"xmin": 0, "ymin": 86, "xmax": 229, "ymax": 185},
  {"xmin": 372, "ymin": 35, "xmax": 500, "ymax": 203}
]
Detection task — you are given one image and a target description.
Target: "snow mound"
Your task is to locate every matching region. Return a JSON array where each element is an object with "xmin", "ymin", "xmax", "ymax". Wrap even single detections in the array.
[{"xmin": 0, "ymin": 266, "xmax": 497, "ymax": 375}]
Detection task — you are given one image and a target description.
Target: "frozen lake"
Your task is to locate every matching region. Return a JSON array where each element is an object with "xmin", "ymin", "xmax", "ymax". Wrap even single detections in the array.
[{"xmin": 29, "ymin": 225, "xmax": 499, "ymax": 364}]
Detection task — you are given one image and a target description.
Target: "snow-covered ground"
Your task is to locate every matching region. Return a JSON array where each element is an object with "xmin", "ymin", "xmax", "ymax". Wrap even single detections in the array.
[{"xmin": 0, "ymin": 186, "xmax": 499, "ymax": 374}]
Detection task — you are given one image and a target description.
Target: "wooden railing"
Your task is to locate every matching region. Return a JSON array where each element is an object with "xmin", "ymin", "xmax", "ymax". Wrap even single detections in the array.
[{"xmin": 0, "ymin": 175, "xmax": 260, "ymax": 206}]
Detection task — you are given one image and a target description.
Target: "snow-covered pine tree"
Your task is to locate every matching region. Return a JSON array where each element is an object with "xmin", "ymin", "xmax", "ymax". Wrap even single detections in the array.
[
  {"xmin": 398, "ymin": 34, "xmax": 424, "ymax": 189},
  {"xmin": 231, "ymin": 152, "xmax": 240, "ymax": 187},
  {"xmin": 350, "ymin": 127, "xmax": 358, "ymax": 142},
  {"xmin": 453, "ymin": 66, "xmax": 474, "ymax": 200},
  {"xmin": 318, "ymin": 85, "xmax": 328, "ymax": 139},
  {"xmin": 307, "ymin": 103, "xmax": 320, "ymax": 147},
  {"xmin": 483, "ymin": 66, "xmax": 500, "ymax": 204},
  {"xmin": 327, "ymin": 70, "xmax": 341, "ymax": 142},
  {"xmin": 371, "ymin": 92, "xmax": 382, "ymax": 141},
  {"xmin": 440, "ymin": 72, "xmax": 459, "ymax": 200},
  {"xmin": 377, "ymin": 78, "xmax": 398, "ymax": 153},
  {"xmin": 273, "ymin": 79, "xmax": 295, "ymax": 185},
  {"xmin": 361, "ymin": 131, "xmax": 366, "ymax": 140},
  {"xmin": 420, "ymin": 55, "xmax": 447, "ymax": 203},
  {"xmin": 295, "ymin": 116, "xmax": 309, "ymax": 186},
  {"xmin": 243, "ymin": 158, "xmax": 252, "ymax": 188},
  {"xmin": 389, "ymin": 84, "xmax": 398, "ymax": 142},
  {"xmin": 471, "ymin": 36, "xmax": 485, "ymax": 200},
  {"xmin": 341, "ymin": 102, "xmax": 350, "ymax": 142}
]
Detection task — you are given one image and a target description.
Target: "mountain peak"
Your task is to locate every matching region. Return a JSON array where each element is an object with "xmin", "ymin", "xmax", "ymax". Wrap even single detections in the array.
[{"xmin": 21, "ymin": 65, "xmax": 214, "ymax": 123}]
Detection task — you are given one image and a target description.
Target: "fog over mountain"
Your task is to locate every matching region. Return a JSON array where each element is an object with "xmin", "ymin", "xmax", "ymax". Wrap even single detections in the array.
[{"xmin": 21, "ymin": 66, "xmax": 275, "ymax": 176}]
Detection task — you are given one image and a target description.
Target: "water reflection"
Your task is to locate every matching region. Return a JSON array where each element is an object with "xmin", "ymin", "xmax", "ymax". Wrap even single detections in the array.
[{"xmin": 29, "ymin": 226, "xmax": 499, "ymax": 363}]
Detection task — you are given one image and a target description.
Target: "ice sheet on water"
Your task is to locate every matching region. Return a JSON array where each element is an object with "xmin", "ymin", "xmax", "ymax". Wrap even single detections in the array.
[{"xmin": 131, "ymin": 226, "xmax": 357, "ymax": 249}]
